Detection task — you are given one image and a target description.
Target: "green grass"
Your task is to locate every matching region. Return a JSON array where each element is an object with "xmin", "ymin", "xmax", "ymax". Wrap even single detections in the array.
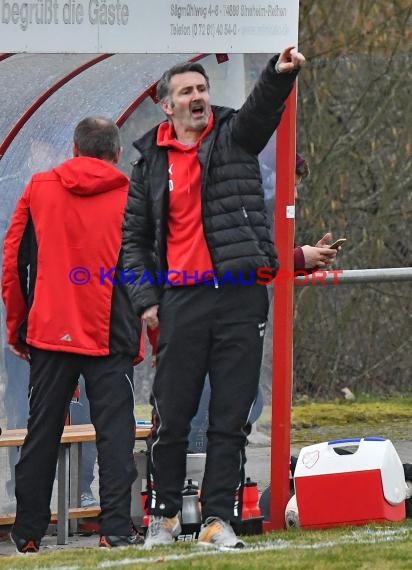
[
  {"xmin": 137, "ymin": 395, "xmax": 412, "ymax": 446},
  {"xmin": 256, "ymin": 395, "xmax": 412, "ymax": 445},
  {"xmin": 291, "ymin": 396, "xmax": 412, "ymax": 427},
  {"xmin": 135, "ymin": 404, "xmax": 152, "ymax": 422},
  {"xmin": 1, "ymin": 523, "xmax": 411, "ymax": 569},
  {"xmin": 137, "ymin": 395, "xmax": 412, "ymax": 429}
]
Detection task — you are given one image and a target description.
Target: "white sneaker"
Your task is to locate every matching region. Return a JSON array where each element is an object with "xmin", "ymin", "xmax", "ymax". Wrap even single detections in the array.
[
  {"xmin": 198, "ymin": 517, "xmax": 245, "ymax": 548},
  {"xmin": 80, "ymin": 492, "xmax": 99, "ymax": 508},
  {"xmin": 144, "ymin": 515, "xmax": 181, "ymax": 549}
]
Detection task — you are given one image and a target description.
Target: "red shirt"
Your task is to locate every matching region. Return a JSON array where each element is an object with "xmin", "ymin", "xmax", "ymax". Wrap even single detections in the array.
[{"xmin": 157, "ymin": 115, "xmax": 214, "ymax": 285}]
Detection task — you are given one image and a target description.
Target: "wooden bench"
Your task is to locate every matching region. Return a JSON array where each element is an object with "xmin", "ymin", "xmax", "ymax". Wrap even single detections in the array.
[
  {"xmin": 0, "ymin": 506, "xmax": 101, "ymax": 526},
  {"xmin": 0, "ymin": 423, "xmax": 150, "ymax": 544}
]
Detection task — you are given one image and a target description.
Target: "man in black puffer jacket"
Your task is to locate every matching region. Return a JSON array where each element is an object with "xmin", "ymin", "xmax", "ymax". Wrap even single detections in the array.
[{"xmin": 122, "ymin": 46, "xmax": 305, "ymax": 548}]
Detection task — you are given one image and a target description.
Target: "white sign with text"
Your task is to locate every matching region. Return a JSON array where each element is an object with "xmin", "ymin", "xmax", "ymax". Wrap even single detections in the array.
[{"xmin": 0, "ymin": 0, "xmax": 299, "ymax": 53}]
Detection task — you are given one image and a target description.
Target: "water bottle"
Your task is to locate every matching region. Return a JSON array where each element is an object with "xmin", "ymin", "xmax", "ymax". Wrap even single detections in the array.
[
  {"xmin": 242, "ymin": 477, "xmax": 261, "ymax": 519},
  {"xmin": 179, "ymin": 479, "xmax": 201, "ymax": 541},
  {"xmin": 233, "ymin": 477, "xmax": 263, "ymax": 536}
]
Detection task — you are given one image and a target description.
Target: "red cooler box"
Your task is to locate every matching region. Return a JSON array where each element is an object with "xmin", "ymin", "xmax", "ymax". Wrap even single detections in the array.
[{"xmin": 294, "ymin": 437, "xmax": 406, "ymax": 529}]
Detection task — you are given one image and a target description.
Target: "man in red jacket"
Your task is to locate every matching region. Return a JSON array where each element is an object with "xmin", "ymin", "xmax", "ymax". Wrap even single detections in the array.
[{"xmin": 2, "ymin": 117, "xmax": 143, "ymax": 552}]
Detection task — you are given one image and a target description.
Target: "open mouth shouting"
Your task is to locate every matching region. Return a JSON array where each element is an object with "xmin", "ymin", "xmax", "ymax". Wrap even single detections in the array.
[{"xmin": 190, "ymin": 101, "xmax": 207, "ymax": 119}]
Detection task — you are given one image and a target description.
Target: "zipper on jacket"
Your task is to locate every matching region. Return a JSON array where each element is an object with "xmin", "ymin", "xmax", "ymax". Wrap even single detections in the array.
[
  {"xmin": 199, "ymin": 125, "xmax": 219, "ymax": 282},
  {"xmin": 241, "ymin": 204, "xmax": 266, "ymax": 258}
]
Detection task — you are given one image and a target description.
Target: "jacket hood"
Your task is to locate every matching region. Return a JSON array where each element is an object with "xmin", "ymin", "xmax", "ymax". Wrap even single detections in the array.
[{"xmin": 53, "ymin": 157, "xmax": 128, "ymax": 196}]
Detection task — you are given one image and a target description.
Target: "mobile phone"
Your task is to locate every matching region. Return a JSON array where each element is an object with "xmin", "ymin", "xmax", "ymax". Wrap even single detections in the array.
[{"xmin": 328, "ymin": 238, "xmax": 347, "ymax": 250}]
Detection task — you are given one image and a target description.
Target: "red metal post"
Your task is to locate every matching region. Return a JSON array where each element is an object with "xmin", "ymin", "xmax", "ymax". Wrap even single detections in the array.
[{"xmin": 263, "ymin": 85, "xmax": 297, "ymax": 531}]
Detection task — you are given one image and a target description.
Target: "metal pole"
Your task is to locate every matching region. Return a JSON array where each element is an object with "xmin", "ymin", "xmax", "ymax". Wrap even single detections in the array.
[{"xmin": 294, "ymin": 267, "xmax": 412, "ymax": 286}]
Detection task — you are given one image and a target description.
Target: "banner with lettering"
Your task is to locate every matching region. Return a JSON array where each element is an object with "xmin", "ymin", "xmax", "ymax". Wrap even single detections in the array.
[{"xmin": 0, "ymin": 0, "xmax": 298, "ymax": 53}]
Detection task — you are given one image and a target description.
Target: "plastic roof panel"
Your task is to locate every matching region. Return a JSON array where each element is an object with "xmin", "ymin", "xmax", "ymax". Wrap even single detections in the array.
[
  {"xmin": 0, "ymin": 53, "xmax": 192, "ymax": 236},
  {"xmin": 0, "ymin": 53, "xmax": 96, "ymax": 142}
]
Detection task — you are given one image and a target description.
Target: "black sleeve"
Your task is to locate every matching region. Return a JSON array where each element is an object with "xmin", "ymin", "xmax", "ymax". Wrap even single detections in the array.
[
  {"xmin": 231, "ymin": 54, "xmax": 299, "ymax": 154},
  {"xmin": 122, "ymin": 159, "xmax": 161, "ymax": 316}
]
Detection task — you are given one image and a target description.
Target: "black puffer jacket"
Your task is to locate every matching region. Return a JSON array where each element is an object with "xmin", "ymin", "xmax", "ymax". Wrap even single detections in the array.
[{"xmin": 122, "ymin": 55, "xmax": 298, "ymax": 314}]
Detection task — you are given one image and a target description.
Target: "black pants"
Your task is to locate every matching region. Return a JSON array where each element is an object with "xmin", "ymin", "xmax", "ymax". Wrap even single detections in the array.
[
  {"xmin": 148, "ymin": 283, "xmax": 268, "ymax": 522},
  {"xmin": 13, "ymin": 349, "xmax": 137, "ymax": 540}
]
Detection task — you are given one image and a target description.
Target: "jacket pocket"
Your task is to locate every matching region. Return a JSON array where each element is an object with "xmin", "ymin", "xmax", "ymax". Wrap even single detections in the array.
[{"xmin": 240, "ymin": 206, "xmax": 265, "ymax": 252}]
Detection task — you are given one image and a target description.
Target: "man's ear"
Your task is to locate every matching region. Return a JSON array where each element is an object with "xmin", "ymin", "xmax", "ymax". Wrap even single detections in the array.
[
  {"xmin": 73, "ymin": 143, "xmax": 80, "ymax": 157},
  {"xmin": 113, "ymin": 147, "xmax": 122, "ymax": 165},
  {"xmin": 160, "ymin": 100, "xmax": 173, "ymax": 118}
]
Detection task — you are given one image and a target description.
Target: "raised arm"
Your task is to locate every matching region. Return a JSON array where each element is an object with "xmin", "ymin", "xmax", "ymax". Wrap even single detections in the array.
[{"xmin": 232, "ymin": 46, "xmax": 305, "ymax": 154}]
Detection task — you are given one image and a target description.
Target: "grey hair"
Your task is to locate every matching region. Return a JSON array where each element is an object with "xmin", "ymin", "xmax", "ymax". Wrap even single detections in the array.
[{"xmin": 156, "ymin": 62, "xmax": 210, "ymax": 105}]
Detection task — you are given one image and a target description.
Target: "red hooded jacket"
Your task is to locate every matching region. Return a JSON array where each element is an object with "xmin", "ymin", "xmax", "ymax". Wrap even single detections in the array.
[{"xmin": 2, "ymin": 156, "xmax": 142, "ymax": 359}]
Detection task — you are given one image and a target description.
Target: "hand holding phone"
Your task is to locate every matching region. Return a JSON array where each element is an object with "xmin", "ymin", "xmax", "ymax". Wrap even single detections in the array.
[{"xmin": 328, "ymin": 238, "xmax": 347, "ymax": 250}]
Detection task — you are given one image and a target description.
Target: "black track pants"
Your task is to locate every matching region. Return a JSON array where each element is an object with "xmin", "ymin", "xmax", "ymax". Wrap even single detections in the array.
[
  {"xmin": 147, "ymin": 283, "xmax": 268, "ymax": 522},
  {"xmin": 13, "ymin": 349, "xmax": 136, "ymax": 540}
]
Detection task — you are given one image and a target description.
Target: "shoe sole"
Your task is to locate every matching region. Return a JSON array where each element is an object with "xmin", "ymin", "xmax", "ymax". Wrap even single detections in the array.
[
  {"xmin": 143, "ymin": 520, "xmax": 181, "ymax": 549},
  {"xmin": 10, "ymin": 534, "xmax": 39, "ymax": 554},
  {"xmin": 143, "ymin": 531, "xmax": 181, "ymax": 549},
  {"xmin": 197, "ymin": 540, "xmax": 246, "ymax": 550}
]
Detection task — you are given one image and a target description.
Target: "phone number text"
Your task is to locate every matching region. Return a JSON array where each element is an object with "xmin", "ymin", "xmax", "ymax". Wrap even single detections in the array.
[{"xmin": 170, "ymin": 22, "xmax": 238, "ymax": 37}]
